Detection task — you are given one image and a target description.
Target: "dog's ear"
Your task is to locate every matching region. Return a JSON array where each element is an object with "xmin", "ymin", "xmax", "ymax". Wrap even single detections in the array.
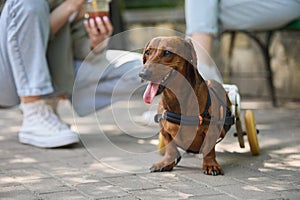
[
  {"xmin": 184, "ymin": 38, "xmax": 201, "ymax": 86},
  {"xmin": 142, "ymin": 41, "xmax": 150, "ymax": 64},
  {"xmin": 185, "ymin": 38, "xmax": 197, "ymax": 68},
  {"xmin": 185, "ymin": 38, "xmax": 198, "ymax": 68}
]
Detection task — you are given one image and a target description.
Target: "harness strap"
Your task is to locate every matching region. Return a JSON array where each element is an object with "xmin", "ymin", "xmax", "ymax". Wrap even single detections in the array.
[
  {"xmin": 154, "ymin": 110, "xmax": 234, "ymax": 126},
  {"xmin": 153, "ymin": 86, "xmax": 235, "ymax": 127},
  {"xmin": 160, "ymin": 110, "xmax": 211, "ymax": 126},
  {"xmin": 201, "ymin": 89, "xmax": 212, "ymax": 119}
]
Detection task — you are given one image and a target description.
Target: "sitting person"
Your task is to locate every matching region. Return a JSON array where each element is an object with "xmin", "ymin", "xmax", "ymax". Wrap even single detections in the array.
[
  {"xmin": 185, "ymin": 0, "xmax": 300, "ymax": 82},
  {"xmin": 0, "ymin": 0, "xmax": 143, "ymax": 148}
]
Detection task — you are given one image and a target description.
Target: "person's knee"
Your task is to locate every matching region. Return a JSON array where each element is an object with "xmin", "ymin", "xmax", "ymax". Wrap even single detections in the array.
[
  {"xmin": 220, "ymin": 0, "xmax": 300, "ymax": 31},
  {"xmin": 19, "ymin": 0, "xmax": 49, "ymax": 19}
]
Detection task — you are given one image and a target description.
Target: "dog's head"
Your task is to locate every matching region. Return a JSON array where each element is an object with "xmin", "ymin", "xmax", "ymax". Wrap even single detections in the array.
[{"xmin": 139, "ymin": 36, "xmax": 199, "ymax": 104}]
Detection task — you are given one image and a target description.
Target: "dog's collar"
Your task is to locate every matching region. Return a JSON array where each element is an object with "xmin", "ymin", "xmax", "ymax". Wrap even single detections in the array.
[
  {"xmin": 155, "ymin": 69, "xmax": 176, "ymax": 96},
  {"xmin": 160, "ymin": 68, "xmax": 176, "ymax": 88}
]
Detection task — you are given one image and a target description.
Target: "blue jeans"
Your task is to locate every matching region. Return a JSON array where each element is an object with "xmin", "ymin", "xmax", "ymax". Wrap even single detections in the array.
[
  {"xmin": 186, "ymin": 0, "xmax": 300, "ymax": 35},
  {"xmin": 0, "ymin": 0, "xmax": 52, "ymax": 106}
]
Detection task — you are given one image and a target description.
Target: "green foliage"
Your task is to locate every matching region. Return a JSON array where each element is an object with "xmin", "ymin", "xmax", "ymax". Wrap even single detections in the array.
[{"xmin": 123, "ymin": 0, "xmax": 184, "ymax": 9}]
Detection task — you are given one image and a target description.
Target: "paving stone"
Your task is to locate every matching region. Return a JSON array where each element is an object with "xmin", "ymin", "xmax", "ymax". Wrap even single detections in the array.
[
  {"xmin": 215, "ymin": 183, "xmax": 280, "ymax": 199},
  {"xmin": 21, "ymin": 178, "xmax": 73, "ymax": 194},
  {"xmin": 180, "ymin": 172, "xmax": 239, "ymax": 187},
  {"xmin": 233, "ymin": 175, "xmax": 300, "ymax": 192},
  {"xmin": 100, "ymin": 195, "xmax": 139, "ymax": 200},
  {"xmin": 131, "ymin": 187, "xmax": 192, "ymax": 200},
  {"xmin": 167, "ymin": 182, "xmax": 221, "ymax": 197},
  {"xmin": 0, "ymin": 155, "xmax": 38, "ymax": 167},
  {"xmin": 0, "ymin": 185, "xmax": 37, "ymax": 200},
  {"xmin": 39, "ymin": 190, "xmax": 88, "ymax": 200},
  {"xmin": 140, "ymin": 172, "xmax": 185, "ymax": 184},
  {"xmin": 275, "ymin": 189, "xmax": 300, "ymax": 200},
  {"xmin": 105, "ymin": 174, "xmax": 160, "ymax": 191},
  {"xmin": 0, "ymin": 174, "xmax": 22, "ymax": 187},
  {"xmin": 59, "ymin": 173, "xmax": 101, "ymax": 186},
  {"xmin": 75, "ymin": 181, "xmax": 129, "ymax": 199},
  {"xmin": 5, "ymin": 168, "xmax": 50, "ymax": 182},
  {"xmin": 187, "ymin": 194, "xmax": 236, "ymax": 200}
]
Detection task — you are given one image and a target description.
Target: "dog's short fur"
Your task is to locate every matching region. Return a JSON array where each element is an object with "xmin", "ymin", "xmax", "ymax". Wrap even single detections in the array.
[{"xmin": 139, "ymin": 36, "xmax": 232, "ymax": 175}]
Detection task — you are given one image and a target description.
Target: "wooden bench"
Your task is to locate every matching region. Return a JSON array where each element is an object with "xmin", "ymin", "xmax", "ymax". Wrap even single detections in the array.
[{"xmin": 223, "ymin": 19, "xmax": 300, "ymax": 106}]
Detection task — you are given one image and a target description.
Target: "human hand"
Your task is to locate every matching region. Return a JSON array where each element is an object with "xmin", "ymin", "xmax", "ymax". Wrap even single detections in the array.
[{"xmin": 84, "ymin": 16, "xmax": 113, "ymax": 52}]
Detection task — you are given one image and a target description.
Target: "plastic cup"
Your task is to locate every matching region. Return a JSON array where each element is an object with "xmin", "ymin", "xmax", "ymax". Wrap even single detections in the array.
[{"xmin": 84, "ymin": 0, "xmax": 111, "ymax": 19}]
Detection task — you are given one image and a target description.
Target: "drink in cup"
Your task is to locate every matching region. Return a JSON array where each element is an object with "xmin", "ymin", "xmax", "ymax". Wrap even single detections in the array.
[{"xmin": 84, "ymin": 0, "xmax": 111, "ymax": 19}]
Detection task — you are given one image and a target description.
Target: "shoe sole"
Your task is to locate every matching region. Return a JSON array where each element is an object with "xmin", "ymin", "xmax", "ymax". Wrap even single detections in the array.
[{"xmin": 19, "ymin": 132, "xmax": 80, "ymax": 148}]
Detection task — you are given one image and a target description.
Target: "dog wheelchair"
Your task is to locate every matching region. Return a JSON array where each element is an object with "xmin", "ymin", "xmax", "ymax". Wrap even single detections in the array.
[{"xmin": 157, "ymin": 84, "xmax": 260, "ymax": 156}]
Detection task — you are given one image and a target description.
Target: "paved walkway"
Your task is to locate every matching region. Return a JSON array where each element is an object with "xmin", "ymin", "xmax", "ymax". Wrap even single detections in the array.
[{"xmin": 0, "ymin": 98, "xmax": 299, "ymax": 200}]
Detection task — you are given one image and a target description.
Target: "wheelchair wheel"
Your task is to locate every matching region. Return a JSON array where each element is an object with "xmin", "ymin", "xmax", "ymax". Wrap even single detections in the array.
[
  {"xmin": 235, "ymin": 105, "xmax": 245, "ymax": 148},
  {"xmin": 244, "ymin": 110, "xmax": 260, "ymax": 156},
  {"xmin": 157, "ymin": 132, "xmax": 166, "ymax": 155}
]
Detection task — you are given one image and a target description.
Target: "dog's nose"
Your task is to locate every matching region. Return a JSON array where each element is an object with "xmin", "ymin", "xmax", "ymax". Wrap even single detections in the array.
[{"xmin": 139, "ymin": 69, "xmax": 152, "ymax": 80}]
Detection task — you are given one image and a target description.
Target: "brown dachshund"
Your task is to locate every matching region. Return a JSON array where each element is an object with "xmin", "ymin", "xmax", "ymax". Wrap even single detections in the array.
[{"xmin": 139, "ymin": 36, "xmax": 234, "ymax": 175}]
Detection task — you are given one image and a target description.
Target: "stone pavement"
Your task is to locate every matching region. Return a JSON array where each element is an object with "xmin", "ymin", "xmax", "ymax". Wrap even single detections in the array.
[{"xmin": 0, "ymin": 97, "xmax": 299, "ymax": 200}]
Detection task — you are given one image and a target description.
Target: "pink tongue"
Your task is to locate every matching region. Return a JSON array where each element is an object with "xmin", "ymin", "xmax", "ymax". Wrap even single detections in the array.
[{"xmin": 143, "ymin": 82, "xmax": 159, "ymax": 104}]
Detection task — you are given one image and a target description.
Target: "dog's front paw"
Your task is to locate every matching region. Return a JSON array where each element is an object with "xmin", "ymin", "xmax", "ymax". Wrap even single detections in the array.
[
  {"xmin": 202, "ymin": 159, "xmax": 224, "ymax": 176},
  {"xmin": 150, "ymin": 162, "xmax": 175, "ymax": 172},
  {"xmin": 202, "ymin": 166, "xmax": 224, "ymax": 176},
  {"xmin": 150, "ymin": 155, "xmax": 181, "ymax": 173}
]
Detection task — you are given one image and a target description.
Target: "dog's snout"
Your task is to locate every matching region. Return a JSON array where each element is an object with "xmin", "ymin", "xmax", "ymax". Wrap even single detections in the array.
[{"xmin": 139, "ymin": 68, "xmax": 152, "ymax": 80}]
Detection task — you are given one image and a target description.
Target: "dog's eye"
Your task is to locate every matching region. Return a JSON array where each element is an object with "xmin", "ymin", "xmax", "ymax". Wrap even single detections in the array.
[
  {"xmin": 163, "ymin": 50, "xmax": 173, "ymax": 57},
  {"xmin": 145, "ymin": 50, "xmax": 150, "ymax": 56}
]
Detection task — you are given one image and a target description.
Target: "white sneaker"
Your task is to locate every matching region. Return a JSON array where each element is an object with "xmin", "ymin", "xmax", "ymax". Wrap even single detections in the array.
[
  {"xmin": 19, "ymin": 100, "xmax": 79, "ymax": 148},
  {"xmin": 19, "ymin": 97, "xmax": 71, "ymax": 127}
]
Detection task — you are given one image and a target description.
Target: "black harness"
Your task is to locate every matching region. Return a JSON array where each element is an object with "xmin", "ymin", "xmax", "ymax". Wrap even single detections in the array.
[{"xmin": 154, "ymin": 88, "xmax": 235, "ymax": 131}]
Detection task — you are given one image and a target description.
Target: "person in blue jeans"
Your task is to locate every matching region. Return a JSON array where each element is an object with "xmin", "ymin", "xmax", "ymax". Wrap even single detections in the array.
[
  {"xmin": 185, "ymin": 0, "xmax": 300, "ymax": 82},
  {"xmin": 0, "ymin": 0, "xmax": 143, "ymax": 148}
]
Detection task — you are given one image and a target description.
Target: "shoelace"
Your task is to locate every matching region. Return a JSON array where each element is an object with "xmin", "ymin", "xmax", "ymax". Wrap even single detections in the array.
[{"xmin": 33, "ymin": 104, "xmax": 68, "ymax": 132}]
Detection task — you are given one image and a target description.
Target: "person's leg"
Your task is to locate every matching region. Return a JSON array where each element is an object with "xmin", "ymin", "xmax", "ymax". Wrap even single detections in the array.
[
  {"xmin": 185, "ymin": 0, "xmax": 218, "ymax": 61},
  {"xmin": 185, "ymin": 0, "xmax": 219, "ymax": 36},
  {"xmin": 72, "ymin": 50, "xmax": 144, "ymax": 116},
  {"xmin": 6, "ymin": 0, "xmax": 53, "ymax": 99},
  {"xmin": 219, "ymin": 0, "xmax": 300, "ymax": 31},
  {"xmin": 0, "ymin": 2, "xmax": 46, "ymax": 107},
  {"xmin": 185, "ymin": 0, "xmax": 223, "ymax": 82},
  {"xmin": 0, "ymin": 49, "xmax": 19, "ymax": 107},
  {"xmin": 0, "ymin": 0, "xmax": 79, "ymax": 147},
  {"xmin": 0, "ymin": 7, "xmax": 19, "ymax": 108}
]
